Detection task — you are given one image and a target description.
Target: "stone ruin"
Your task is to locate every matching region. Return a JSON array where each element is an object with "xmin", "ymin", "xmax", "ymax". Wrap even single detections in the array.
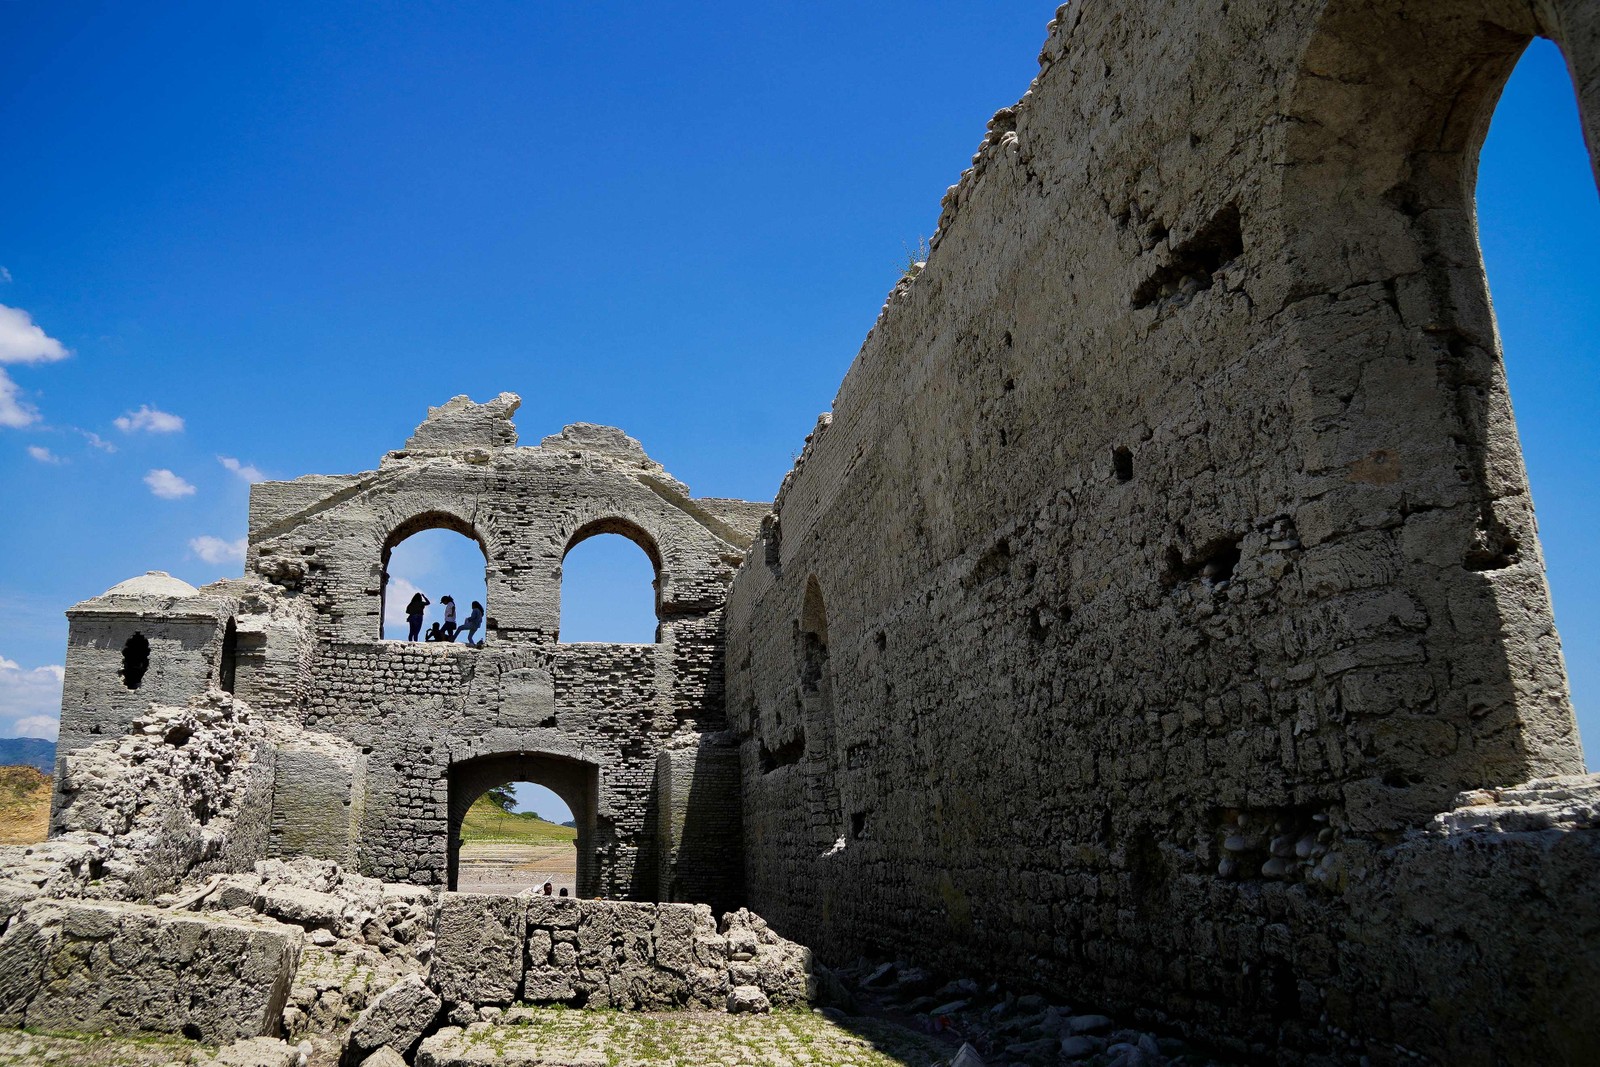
[{"xmin": 5, "ymin": 1, "xmax": 1600, "ymax": 1064}]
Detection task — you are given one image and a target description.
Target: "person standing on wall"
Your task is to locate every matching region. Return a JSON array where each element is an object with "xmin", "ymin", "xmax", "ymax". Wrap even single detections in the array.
[
  {"xmin": 457, "ymin": 600, "xmax": 485, "ymax": 645},
  {"xmin": 441, "ymin": 595, "xmax": 457, "ymax": 640},
  {"xmin": 406, "ymin": 591, "xmax": 430, "ymax": 641}
]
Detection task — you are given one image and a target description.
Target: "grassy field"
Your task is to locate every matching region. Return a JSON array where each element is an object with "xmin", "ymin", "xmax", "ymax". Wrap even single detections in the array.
[
  {"xmin": 0, "ymin": 765, "xmax": 50, "ymax": 845},
  {"xmin": 459, "ymin": 794, "xmax": 577, "ymax": 846}
]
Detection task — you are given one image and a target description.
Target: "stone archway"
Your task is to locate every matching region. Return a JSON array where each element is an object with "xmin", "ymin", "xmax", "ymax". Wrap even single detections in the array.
[{"xmin": 446, "ymin": 752, "xmax": 600, "ymax": 895}]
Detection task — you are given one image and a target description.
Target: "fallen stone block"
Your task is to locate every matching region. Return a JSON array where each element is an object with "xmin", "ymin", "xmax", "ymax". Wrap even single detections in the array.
[
  {"xmin": 726, "ymin": 984, "xmax": 770, "ymax": 1013},
  {"xmin": 0, "ymin": 898, "xmax": 301, "ymax": 1043},
  {"xmin": 347, "ymin": 974, "xmax": 441, "ymax": 1061},
  {"xmin": 202, "ymin": 1036, "xmax": 302, "ymax": 1067}
]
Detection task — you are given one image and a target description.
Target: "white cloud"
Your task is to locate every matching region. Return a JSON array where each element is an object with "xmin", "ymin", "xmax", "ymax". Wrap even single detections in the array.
[
  {"xmin": 26, "ymin": 445, "xmax": 64, "ymax": 464},
  {"xmin": 218, "ymin": 455, "xmax": 266, "ymax": 483},
  {"xmin": 144, "ymin": 468, "xmax": 196, "ymax": 499},
  {"xmin": 383, "ymin": 576, "xmax": 424, "ymax": 634},
  {"xmin": 189, "ymin": 535, "xmax": 246, "ymax": 564},
  {"xmin": 0, "ymin": 304, "xmax": 68, "ymax": 366},
  {"xmin": 115, "ymin": 405, "xmax": 184, "ymax": 434},
  {"xmin": 0, "ymin": 370, "xmax": 38, "ymax": 428},
  {"xmin": 0, "ymin": 268, "xmax": 11, "ymax": 284},
  {"xmin": 0, "ymin": 657, "xmax": 64, "ymax": 740},
  {"xmin": 80, "ymin": 429, "xmax": 116, "ymax": 453}
]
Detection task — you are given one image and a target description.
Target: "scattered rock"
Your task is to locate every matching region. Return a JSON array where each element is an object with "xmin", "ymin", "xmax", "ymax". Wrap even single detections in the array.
[{"xmin": 726, "ymin": 985, "xmax": 771, "ymax": 1014}]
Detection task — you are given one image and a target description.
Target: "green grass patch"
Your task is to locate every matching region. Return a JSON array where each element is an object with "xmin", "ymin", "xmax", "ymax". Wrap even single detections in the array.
[{"xmin": 459, "ymin": 795, "xmax": 578, "ymax": 846}]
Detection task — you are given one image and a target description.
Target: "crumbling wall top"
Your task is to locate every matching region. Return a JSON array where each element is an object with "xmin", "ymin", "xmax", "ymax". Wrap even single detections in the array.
[{"xmin": 403, "ymin": 392, "xmax": 521, "ymax": 453}]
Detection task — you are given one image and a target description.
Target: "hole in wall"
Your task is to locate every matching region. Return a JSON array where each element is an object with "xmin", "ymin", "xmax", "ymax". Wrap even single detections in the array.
[
  {"xmin": 218, "ymin": 618, "xmax": 237, "ymax": 695},
  {"xmin": 1162, "ymin": 536, "xmax": 1242, "ymax": 589},
  {"xmin": 759, "ymin": 734, "xmax": 805, "ymax": 774},
  {"xmin": 1113, "ymin": 446, "xmax": 1134, "ymax": 482},
  {"xmin": 1131, "ymin": 203, "xmax": 1243, "ymax": 310},
  {"xmin": 850, "ymin": 811, "xmax": 869, "ymax": 840},
  {"xmin": 119, "ymin": 633, "xmax": 150, "ymax": 691}
]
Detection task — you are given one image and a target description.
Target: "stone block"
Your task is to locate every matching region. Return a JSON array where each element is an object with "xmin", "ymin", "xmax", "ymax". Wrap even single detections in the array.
[
  {"xmin": 430, "ymin": 894, "xmax": 524, "ymax": 1006},
  {"xmin": 0, "ymin": 899, "xmax": 301, "ymax": 1042},
  {"xmin": 347, "ymin": 975, "xmax": 441, "ymax": 1061}
]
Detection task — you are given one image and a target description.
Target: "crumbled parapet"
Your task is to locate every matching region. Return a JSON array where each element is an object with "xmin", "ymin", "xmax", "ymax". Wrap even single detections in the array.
[
  {"xmin": 425, "ymin": 897, "xmax": 798, "ymax": 1014},
  {"xmin": 1430, "ymin": 774, "xmax": 1600, "ymax": 835},
  {"xmin": 345, "ymin": 974, "xmax": 441, "ymax": 1064},
  {"xmin": 402, "ymin": 393, "xmax": 520, "ymax": 454},
  {"xmin": 725, "ymin": 985, "xmax": 770, "ymax": 1014},
  {"xmin": 0, "ymin": 898, "xmax": 302, "ymax": 1043},
  {"xmin": 720, "ymin": 907, "xmax": 814, "ymax": 1007}
]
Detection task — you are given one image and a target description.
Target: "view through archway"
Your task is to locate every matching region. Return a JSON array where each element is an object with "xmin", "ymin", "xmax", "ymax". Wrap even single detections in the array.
[
  {"xmin": 560, "ymin": 531, "xmax": 659, "ymax": 643},
  {"xmin": 455, "ymin": 779, "xmax": 578, "ymax": 897},
  {"xmin": 1478, "ymin": 38, "xmax": 1600, "ymax": 763},
  {"xmin": 381, "ymin": 526, "xmax": 489, "ymax": 644}
]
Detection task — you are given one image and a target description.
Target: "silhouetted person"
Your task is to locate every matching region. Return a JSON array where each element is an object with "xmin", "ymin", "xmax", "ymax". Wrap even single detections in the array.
[
  {"xmin": 457, "ymin": 600, "xmax": 484, "ymax": 645},
  {"xmin": 424, "ymin": 622, "xmax": 445, "ymax": 642},
  {"xmin": 406, "ymin": 591, "xmax": 430, "ymax": 641},
  {"xmin": 558, "ymin": 887, "xmax": 569, "ymax": 898},
  {"xmin": 542, "ymin": 881, "xmax": 553, "ymax": 896},
  {"xmin": 441, "ymin": 595, "xmax": 458, "ymax": 640}
]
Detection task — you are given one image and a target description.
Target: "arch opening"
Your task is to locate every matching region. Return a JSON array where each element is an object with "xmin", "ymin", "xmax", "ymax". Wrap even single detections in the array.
[
  {"xmin": 1477, "ymin": 38, "xmax": 1600, "ymax": 763},
  {"xmin": 799, "ymin": 577, "xmax": 842, "ymax": 849},
  {"xmin": 380, "ymin": 516, "xmax": 489, "ymax": 644},
  {"xmin": 559, "ymin": 524, "xmax": 661, "ymax": 644},
  {"xmin": 1275, "ymin": 1, "xmax": 1598, "ymax": 795},
  {"xmin": 447, "ymin": 753, "xmax": 598, "ymax": 896}
]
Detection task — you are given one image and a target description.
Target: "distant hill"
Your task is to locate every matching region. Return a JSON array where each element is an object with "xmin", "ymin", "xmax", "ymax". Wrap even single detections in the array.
[
  {"xmin": 459, "ymin": 794, "xmax": 577, "ymax": 847},
  {"xmin": 0, "ymin": 765, "xmax": 50, "ymax": 845},
  {"xmin": 0, "ymin": 738, "xmax": 55, "ymax": 773}
]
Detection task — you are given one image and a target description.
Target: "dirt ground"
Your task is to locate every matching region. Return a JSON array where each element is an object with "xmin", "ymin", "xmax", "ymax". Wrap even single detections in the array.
[
  {"xmin": 0, "ymin": 766, "xmax": 49, "ymax": 846},
  {"xmin": 456, "ymin": 841, "xmax": 577, "ymax": 897}
]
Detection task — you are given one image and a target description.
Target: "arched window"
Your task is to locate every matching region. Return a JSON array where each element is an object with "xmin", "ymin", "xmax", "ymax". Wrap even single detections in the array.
[
  {"xmin": 1477, "ymin": 39, "xmax": 1600, "ymax": 763},
  {"xmin": 380, "ymin": 515, "xmax": 489, "ymax": 644},
  {"xmin": 800, "ymin": 577, "xmax": 843, "ymax": 849},
  {"xmin": 560, "ymin": 524, "xmax": 660, "ymax": 644},
  {"xmin": 119, "ymin": 633, "xmax": 150, "ymax": 691},
  {"xmin": 454, "ymin": 779, "xmax": 577, "ymax": 897}
]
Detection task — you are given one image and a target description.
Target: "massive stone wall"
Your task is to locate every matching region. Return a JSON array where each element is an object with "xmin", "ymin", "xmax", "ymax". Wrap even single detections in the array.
[{"xmin": 727, "ymin": 1, "xmax": 1600, "ymax": 1062}]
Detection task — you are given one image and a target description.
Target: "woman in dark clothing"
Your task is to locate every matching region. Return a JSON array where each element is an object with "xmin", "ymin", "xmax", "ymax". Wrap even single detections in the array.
[
  {"xmin": 457, "ymin": 600, "xmax": 485, "ymax": 645},
  {"xmin": 406, "ymin": 591, "xmax": 430, "ymax": 641}
]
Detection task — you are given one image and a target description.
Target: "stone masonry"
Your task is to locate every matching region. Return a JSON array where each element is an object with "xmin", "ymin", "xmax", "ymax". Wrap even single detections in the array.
[
  {"xmin": 53, "ymin": 397, "xmax": 767, "ymax": 913},
  {"xmin": 725, "ymin": 1, "xmax": 1600, "ymax": 1064}
]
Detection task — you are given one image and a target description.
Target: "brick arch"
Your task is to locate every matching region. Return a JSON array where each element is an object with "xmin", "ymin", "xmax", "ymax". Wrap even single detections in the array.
[
  {"xmin": 559, "ymin": 517, "xmax": 662, "ymax": 642},
  {"xmin": 1269, "ymin": 0, "xmax": 1593, "ymax": 816},
  {"xmin": 379, "ymin": 509, "xmax": 491, "ymax": 640},
  {"xmin": 446, "ymin": 751, "xmax": 600, "ymax": 895}
]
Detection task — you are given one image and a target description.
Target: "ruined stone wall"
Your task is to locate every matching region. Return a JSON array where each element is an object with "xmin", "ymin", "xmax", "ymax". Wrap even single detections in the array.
[
  {"xmin": 233, "ymin": 407, "xmax": 763, "ymax": 904},
  {"xmin": 727, "ymin": 1, "xmax": 1600, "ymax": 1061}
]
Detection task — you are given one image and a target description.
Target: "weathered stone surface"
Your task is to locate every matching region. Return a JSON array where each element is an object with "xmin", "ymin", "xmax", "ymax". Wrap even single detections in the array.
[
  {"xmin": 0, "ymin": 899, "xmax": 301, "ymax": 1042},
  {"xmin": 431, "ymin": 894, "xmax": 524, "ymax": 1007},
  {"xmin": 203, "ymin": 1037, "xmax": 301, "ymax": 1067},
  {"xmin": 347, "ymin": 975, "xmax": 440, "ymax": 1060},
  {"xmin": 725, "ymin": 985, "xmax": 770, "ymax": 1014},
  {"xmin": 721, "ymin": 2, "xmax": 1600, "ymax": 1063},
  {"xmin": 358, "ymin": 1049, "xmax": 409, "ymax": 1067}
]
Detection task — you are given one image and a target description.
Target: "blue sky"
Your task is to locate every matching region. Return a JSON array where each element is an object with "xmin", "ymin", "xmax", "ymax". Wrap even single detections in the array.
[{"xmin": 0, "ymin": 6, "xmax": 1594, "ymax": 805}]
